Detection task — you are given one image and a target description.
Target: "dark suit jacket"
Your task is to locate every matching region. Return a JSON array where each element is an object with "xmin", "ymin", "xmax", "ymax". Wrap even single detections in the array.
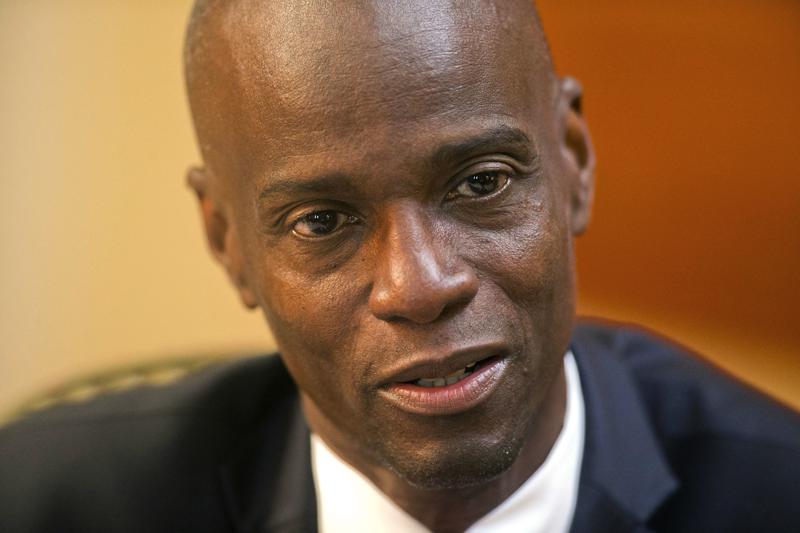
[{"xmin": 2, "ymin": 324, "xmax": 799, "ymax": 532}]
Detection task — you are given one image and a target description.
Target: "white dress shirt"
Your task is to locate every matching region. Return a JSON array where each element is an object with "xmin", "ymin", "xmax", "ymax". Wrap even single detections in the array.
[{"xmin": 311, "ymin": 351, "xmax": 585, "ymax": 533}]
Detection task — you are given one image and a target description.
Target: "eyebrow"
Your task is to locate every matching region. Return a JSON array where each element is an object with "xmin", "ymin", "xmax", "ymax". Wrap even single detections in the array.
[
  {"xmin": 431, "ymin": 125, "xmax": 535, "ymax": 168},
  {"xmin": 258, "ymin": 172, "xmax": 356, "ymax": 201},
  {"xmin": 257, "ymin": 125, "xmax": 536, "ymax": 201}
]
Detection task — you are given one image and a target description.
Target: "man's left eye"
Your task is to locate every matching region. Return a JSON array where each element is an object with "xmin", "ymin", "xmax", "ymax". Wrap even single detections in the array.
[{"xmin": 447, "ymin": 171, "xmax": 510, "ymax": 200}]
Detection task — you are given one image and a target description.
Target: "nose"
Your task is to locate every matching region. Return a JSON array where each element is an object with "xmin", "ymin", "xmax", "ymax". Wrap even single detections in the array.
[{"xmin": 368, "ymin": 202, "xmax": 479, "ymax": 324}]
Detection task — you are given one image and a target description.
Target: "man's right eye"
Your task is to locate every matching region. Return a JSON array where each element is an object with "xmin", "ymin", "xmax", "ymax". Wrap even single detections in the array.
[{"xmin": 292, "ymin": 210, "xmax": 358, "ymax": 238}]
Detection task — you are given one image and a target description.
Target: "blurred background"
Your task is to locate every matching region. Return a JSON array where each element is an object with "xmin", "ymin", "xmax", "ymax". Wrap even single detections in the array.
[{"xmin": 1, "ymin": 0, "xmax": 798, "ymax": 419}]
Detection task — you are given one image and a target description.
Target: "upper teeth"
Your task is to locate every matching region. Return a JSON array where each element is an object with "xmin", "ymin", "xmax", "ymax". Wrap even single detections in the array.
[{"xmin": 415, "ymin": 362, "xmax": 477, "ymax": 388}]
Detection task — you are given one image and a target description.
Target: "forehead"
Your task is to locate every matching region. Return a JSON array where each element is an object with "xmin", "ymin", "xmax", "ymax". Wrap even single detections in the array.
[{"xmin": 198, "ymin": 0, "xmax": 554, "ymax": 179}]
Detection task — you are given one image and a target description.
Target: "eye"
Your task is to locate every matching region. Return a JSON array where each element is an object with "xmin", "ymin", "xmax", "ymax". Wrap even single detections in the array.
[
  {"xmin": 446, "ymin": 171, "xmax": 510, "ymax": 200},
  {"xmin": 292, "ymin": 210, "xmax": 358, "ymax": 238}
]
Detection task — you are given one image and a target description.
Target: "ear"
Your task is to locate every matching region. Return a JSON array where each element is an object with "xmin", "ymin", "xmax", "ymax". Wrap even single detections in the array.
[
  {"xmin": 558, "ymin": 76, "xmax": 595, "ymax": 236},
  {"xmin": 187, "ymin": 166, "xmax": 259, "ymax": 309}
]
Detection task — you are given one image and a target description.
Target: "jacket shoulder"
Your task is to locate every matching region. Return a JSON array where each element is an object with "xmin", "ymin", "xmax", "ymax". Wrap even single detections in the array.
[
  {"xmin": 574, "ymin": 321, "xmax": 800, "ymax": 443},
  {"xmin": 0, "ymin": 354, "xmax": 296, "ymax": 533},
  {"xmin": 573, "ymin": 321, "xmax": 800, "ymax": 531}
]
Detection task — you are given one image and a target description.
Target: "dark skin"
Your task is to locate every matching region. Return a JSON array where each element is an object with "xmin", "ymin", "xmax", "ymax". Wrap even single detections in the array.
[{"xmin": 185, "ymin": 1, "xmax": 594, "ymax": 531}]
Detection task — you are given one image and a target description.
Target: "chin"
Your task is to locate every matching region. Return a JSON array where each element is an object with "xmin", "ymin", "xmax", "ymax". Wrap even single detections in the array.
[{"xmin": 376, "ymin": 429, "xmax": 525, "ymax": 491}]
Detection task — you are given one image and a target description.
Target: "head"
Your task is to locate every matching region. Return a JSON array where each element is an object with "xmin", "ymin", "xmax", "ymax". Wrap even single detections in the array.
[{"xmin": 185, "ymin": 0, "xmax": 594, "ymax": 490}]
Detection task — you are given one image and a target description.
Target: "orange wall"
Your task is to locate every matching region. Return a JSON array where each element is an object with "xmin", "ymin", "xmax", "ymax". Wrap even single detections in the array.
[{"xmin": 539, "ymin": 0, "xmax": 800, "ymax": 407}]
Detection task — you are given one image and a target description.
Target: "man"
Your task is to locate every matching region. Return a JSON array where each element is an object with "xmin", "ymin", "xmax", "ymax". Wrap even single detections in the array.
[{"xmin": 1, "ymin": 1, "xmax": 799, "ymax": 532}]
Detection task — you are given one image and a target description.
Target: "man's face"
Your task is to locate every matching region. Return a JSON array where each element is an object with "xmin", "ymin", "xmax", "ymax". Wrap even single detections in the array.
[{"xmin": 189, "ymin": 0, "xmax": 592, "ymax": 489}]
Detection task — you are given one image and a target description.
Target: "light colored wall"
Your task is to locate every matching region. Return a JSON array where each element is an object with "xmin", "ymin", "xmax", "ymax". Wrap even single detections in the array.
[
  {"xmin": 0, "ymin": 0, "xmax": 274, "ymax": 417},
  {"xmin": 1, "ymin": 0, "xmax": 798, "ymax": 418}
]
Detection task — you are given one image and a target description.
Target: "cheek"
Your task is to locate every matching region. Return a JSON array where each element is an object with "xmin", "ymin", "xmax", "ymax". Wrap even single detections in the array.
[
  {"xmin": 250, "ymin": 259, "xmax": 369, "ymax": 393},
  {"xmin": 467, "ymin": 191, "xmax": 576, "ymax": 353},
  {"xmin": 476, "ymin": 201, "xmax": 572, "ymax": 302}
]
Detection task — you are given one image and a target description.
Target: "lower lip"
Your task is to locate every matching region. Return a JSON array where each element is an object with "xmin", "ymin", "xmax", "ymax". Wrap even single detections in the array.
[{"xmin": 379, "ymin": 357, "xmax": 508, "ymax": 416}]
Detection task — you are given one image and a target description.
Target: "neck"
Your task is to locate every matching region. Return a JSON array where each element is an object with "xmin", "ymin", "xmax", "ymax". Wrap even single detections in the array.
[{"xmin": 306, "ymin": 364, "xmax": 567, "ymax": 533}]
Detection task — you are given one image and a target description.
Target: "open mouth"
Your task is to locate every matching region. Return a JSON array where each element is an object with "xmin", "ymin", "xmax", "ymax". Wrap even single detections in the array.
[
  {"xmin": 382, "ymin": 354, "xmax": 507, "ymax": 416},
  {"xmin": 404, "ymin": 358, "xmax": 492, "ymax": 388}
]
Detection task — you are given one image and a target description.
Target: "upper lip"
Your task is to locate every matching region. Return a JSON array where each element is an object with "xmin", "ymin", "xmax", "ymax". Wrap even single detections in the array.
[{"xmin": 379, "ymin": 341, "xmax": 510, "ymax": 385}]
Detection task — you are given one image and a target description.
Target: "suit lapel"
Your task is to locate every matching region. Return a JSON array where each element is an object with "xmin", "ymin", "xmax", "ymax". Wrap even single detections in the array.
[
  {"xmin": 217, "ymin": 384, "xmax": 317, "ymax": 533},
  {"xmin": 569, "ymin": 326, "xmax": 678, "ymax": 533}
]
